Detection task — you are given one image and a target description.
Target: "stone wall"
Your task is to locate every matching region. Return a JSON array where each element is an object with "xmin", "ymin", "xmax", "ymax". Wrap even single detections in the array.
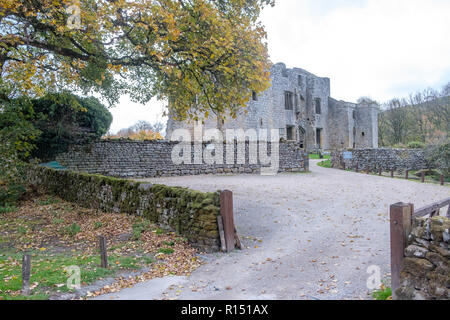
[
  {"xmin": 55, "ymin": 140, "xmax": 308, "ymax": 178},
  {"xmin": 395, "ymin": 216, "xmax": 450, "ymax": 300},
  {"xmin": 25, "ymin": 165, "xmax": 222, "ymax": 252},
  {"xmin": 331, "ymin": 148, "xmax": 427, "ymax": 171}
]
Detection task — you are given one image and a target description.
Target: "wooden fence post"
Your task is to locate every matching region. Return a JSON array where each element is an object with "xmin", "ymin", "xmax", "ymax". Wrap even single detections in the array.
[
  {"xmin": 355, "ymin": 162, "xmax": 359, "ymax": 172},
  {"xmin": 390, "ymin": 202, "xmax": 413, "ymax": 298},
  {"xmin": 220, "ymin": 190, "xmax": 235, "ymax": 253},
  {"xmin": 99, "ymin": 236, "xmax": 108, "ymax": 268},
  {"xmin": 343, "ymin": 162, "xmax": 346, "ymax": 171},
  {"xmin": 22, "ymin": 254, "xmax": 31, "ymax": 296},
  {"xmin": 391, "ymin": 169, "xmax": 394, "ymax": 178},
  {"xmin": 405, "ymin": 170, "xmax": 409, "ymax": 180},
  {"xmin": 440, "ymin": 175, "xmax": 444, "ymax": 186},
  {"xmin": 379, "ymin": 167, "xmax": 382, "ymax": 176},
  {"xmin": 421, "ymin": 171, "xmax": 425, "ymax": 183}
]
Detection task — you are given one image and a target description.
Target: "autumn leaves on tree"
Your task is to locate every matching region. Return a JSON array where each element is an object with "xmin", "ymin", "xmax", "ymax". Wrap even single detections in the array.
[{"xmin": 0, "ymin": 0, "xmax": 273, "ymax": 121}]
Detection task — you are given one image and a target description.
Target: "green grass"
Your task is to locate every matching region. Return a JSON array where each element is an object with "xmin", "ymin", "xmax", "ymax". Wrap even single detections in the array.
[
  {"xmin": 317, "ymin": 159, "xmax": 332, "ymax": 168},
  {"xmin": 157, "ymin": 247, "xmax": 175, "ymax": 255},
  {"xmin": 52, "ymin": 218, "xmax": 64, "ymax": 225},
  {"xmin": 93, "ymin": 221, "xmax": 103, "ymax": 229},
  {"xmin": 309, "ymin": 153, "xmax": 331, "ymax": 160},
  {"xmin": 0, "ymin": 205, "xmax": 18, "ymax": 214},
  {"xmin": 63, "ymin": 223, "xmax": 81, "ymax": 237},
  {"xmin": 37, "ymin": 197, "xmax": 60, "ymax": 206},
  {"xmin": 372, "ymin": 285, "xmax": 392, "ymax": 300},
  {"xmin": 0, "ymin": 251, "xmax": 113, "ymax": 300},
  {"xmin": 132, "ymin": 220, "xmax": 151, "ymax": 240},
  {"xmin": 0, "ymin": 251, "xmax": 156, "ymax": 300}
]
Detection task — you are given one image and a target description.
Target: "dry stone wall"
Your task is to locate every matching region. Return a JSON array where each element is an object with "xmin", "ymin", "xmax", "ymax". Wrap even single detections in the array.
[
  {"xmin": 55, "ymin": 140, "xmax": 308, "ymax": 178},
  {"xmin": 331, "ymin": 148, "xmax": 427, "ymax": 171},
  {"xmin": 396, "ymin": 216, "xmax": 450, "ymax": 300},
  {"xmin": 25, "ymin": 165, "xmax": 222, "ymax": 252}
]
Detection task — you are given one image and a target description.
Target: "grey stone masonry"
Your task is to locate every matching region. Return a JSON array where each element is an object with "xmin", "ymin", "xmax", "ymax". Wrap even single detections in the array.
[
  {"xmin": 396, "ymin": 216, "xmax": 450, "ymax": 300},
  {"xmin": 166, "ymin": 63, "xmax": 379, "ymax": 152},
  {"xmin": 55, "ymin": 140, "xmax": 308, "ymax": 178},
  {"xmin": 331, "ymin": 148, "xmax": 428, "ymax": 171}
]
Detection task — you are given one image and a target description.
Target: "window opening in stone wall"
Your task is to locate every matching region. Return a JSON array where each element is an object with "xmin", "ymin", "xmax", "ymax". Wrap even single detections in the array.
[
  {"xmin": 252, "ymin": 91, "xmax": 258, "ymax": 101},
  {"xmin": 285, "ymin": 91, "xmax": 294, "ymax": 110},
  {"xmin": 316, "ymin": 128, "xmax": 322, "ymax": 148},
  {"xmin": 286, "ymin": 126, "xmax": 294, "ymax": 141},
  {"xmin": 362, "ymin": 132, "xmax": 365, "ymax": 137},
  {"xmin": 315, "ymin": 98, "xmax": 321, "ymax": 114},
  {"xmin": 298, "ymin": 126, "xmax": 306, "ymax": 149}
]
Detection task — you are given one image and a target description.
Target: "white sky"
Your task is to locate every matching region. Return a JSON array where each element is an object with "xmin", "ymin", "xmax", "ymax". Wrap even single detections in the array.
[{"xmin": 108, "ymin": 0, "xmax": 450, "ymax": 133}]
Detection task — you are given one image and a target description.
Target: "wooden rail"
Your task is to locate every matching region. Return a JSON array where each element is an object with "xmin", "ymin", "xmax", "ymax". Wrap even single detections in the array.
[{"xmin": 413, "ymin": 197, "xmax": 450, "ymax": 218}]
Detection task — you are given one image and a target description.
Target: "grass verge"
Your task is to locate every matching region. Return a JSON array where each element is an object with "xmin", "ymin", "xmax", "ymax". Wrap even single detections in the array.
[{"xmin": 0, "ymin": 194, "xmax": 201, "ymax": 300}]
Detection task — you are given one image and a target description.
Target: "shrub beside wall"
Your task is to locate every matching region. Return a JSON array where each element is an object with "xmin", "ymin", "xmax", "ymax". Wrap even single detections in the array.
[
  {"xmin": 25, "ymin": 166, "xmax": 221, "ymax": 252},
  {"xmin": 396, "ymin": 216, "xmax": 450, "ymax": 300}
]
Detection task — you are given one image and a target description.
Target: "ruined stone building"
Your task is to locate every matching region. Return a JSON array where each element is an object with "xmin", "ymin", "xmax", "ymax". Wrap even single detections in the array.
[{"xmin": 166, "ymin": 63, "xmax": 379, "ymax": 151}]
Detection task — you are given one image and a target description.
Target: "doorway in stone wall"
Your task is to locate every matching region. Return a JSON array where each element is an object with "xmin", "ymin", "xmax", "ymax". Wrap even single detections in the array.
[{"xmin": 298, "ymin": 126, "xmax": 306, "ymax": 149}]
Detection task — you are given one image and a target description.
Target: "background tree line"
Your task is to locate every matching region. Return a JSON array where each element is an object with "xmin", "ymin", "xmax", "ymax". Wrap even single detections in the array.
[
  {"xmin": 104, "ymin": 120, "xmax": 165, "ymax": 141},
  {"xmin": 378, "ymin": 82, "xmax": 450, "ymax": 148}
]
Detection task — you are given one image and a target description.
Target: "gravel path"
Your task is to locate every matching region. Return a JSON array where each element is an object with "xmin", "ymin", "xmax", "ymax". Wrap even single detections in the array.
[{"xmin": 95, "ymin": 160, "xmax": 449, "ymax": 300}]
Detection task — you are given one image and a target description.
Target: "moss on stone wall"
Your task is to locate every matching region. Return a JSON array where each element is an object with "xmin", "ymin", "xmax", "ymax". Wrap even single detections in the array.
[{"xmin": 25, "ymin": 165, "xmax": 221, "ymax": 252}]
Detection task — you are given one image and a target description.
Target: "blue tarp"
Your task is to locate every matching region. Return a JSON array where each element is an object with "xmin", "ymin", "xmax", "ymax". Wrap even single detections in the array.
[{"xmin": 38, "ymin": 161, "xmax": 67, "ymax": 170}]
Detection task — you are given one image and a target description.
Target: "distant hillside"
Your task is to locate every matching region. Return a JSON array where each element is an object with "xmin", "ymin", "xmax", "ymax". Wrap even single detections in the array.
[{"xmin": 378, "ymin": 95, "xmax": 449, "ymax": 147}]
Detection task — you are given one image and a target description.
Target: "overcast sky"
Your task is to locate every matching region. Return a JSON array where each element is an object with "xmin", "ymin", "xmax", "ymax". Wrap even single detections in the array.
[{"xmin": 108, "ymin": 0, "xmax": 450, "ymax": 133}]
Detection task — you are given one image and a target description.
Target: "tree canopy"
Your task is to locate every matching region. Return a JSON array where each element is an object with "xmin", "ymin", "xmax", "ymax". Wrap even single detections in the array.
[
  {"xmin": 0, "ymin": 0, "xmax": 274, "ymax": 120},
  {"xmin": 378, "ymin": 83, "xmax": 450, "ymax": 147},
  {"xmin": 104, "ymin": 120, "xmax": 164, "ymax": 140},
  {"xmin": 30, "ymin": 92, "xmax": 113, "ymax": 160}
]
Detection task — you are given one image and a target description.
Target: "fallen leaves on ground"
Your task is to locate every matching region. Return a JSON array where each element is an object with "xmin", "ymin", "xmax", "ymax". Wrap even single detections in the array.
[{"xmin": 0, "ymin": 194, "xmax": 202, "ymax": 299}]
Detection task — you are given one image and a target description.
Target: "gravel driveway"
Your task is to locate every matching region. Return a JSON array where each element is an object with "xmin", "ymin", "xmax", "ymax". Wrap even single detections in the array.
[{"xmin": 95, "ymin": 160, "xmax": 449, "ymax": 300}]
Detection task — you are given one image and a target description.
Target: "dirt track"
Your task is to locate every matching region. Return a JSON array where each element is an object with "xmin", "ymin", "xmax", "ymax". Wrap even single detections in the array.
[{"xmin": 95, "ymin": 160, "xmax": 449, "ymax": 300}]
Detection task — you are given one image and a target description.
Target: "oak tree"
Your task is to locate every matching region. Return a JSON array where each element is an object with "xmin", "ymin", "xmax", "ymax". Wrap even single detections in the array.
[{"xmin": 0, "ymin": 0, "xmax": 273, "ymax": 120}]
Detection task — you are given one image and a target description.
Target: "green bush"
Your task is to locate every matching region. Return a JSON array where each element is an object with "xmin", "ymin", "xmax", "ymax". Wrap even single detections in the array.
[
  {"xmin": 407, "ymin": 141, "xmax": 425, "ymax": 149},
  {"xmin": 30, "ymin": 92, "xmax": 112, "ymax": 161},
  {"xmin": 425, "ymin": 139, "xmax": 450, "ymax": 177},
  {"xmin": 0, "ymin": 183, "xmax": 26, "ymax": 206}
]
